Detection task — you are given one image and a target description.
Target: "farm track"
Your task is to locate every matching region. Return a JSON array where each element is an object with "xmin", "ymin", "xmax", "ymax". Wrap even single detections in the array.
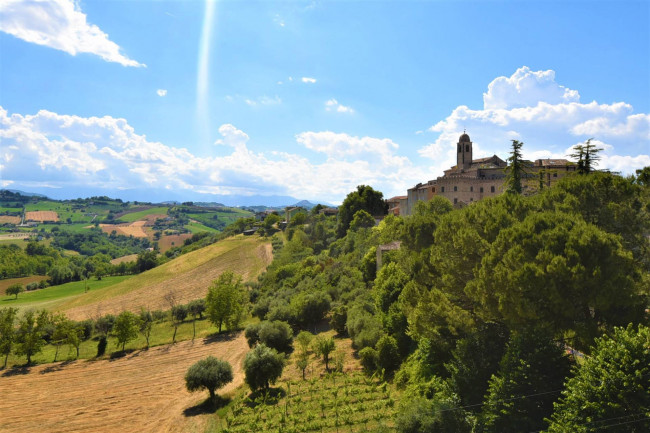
[
  {"xmin": 0, "ymin": 333, "xmax": 248, "ymax": 433},
  {"xmin": 63, "ymin": 239, "xmax": 272, "ymax": 321}
]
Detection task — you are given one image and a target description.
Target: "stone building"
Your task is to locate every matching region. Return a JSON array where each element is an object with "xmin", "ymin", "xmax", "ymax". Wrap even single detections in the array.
[{"xmin": 402, "ymin": 132, "xmax": 576, "ymax": 215}]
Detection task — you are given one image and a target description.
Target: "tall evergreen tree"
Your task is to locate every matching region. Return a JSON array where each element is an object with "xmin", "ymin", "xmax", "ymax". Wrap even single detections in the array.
[
  {"xmin": 570, "ymin": 138, "xmax": 602, "ymax": 174},
  {"xmin": 504, "ymin": 139, "xmax": 525, "ymax": 194}
]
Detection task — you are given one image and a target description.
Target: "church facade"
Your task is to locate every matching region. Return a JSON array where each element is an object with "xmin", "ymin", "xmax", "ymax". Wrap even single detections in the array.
[{"xmin": 390, "ymin": 133, "xmax": 576, "ymax": 216}]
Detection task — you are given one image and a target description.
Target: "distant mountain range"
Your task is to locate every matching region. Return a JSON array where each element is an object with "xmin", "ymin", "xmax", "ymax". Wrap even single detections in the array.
[{"xmin": 2, "ymin": 188, "xmax": 334, "ymax": 209}]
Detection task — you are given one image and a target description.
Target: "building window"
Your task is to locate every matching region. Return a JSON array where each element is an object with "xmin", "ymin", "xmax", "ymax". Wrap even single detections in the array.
[
  {"xmin": 465, "ymin": 144, "xmax": 469, "ymax": 152},
  {"xmin": 491, "ymin": 186, "xmax": 495, "ymax": 193},
  {"xmin": 454, "ymin": 198, "xmax": 458, "ymax": 204},
  {"xmin": 432, "ymin": 188, "xmax": 435, "ymax": 193},
  {"xmin": 453, "ymin": 186, "xmax": 457, "ymax": 192},
  {"xmin": 470, "ymin": 198, "xmax": 473, "ymax": 202},
  {"xmin": 553, "ymin": 173, "xmax": 558, "ymax": 177},
  {"xmin": 458, "ymin": 145, "xmax": 461, "ymax": 153},
  {"xmin": 480, "ymin": 187, "xmax": 484, "ymax": 193},
  {"xmin": 470, "ymin": 186, "xmax": 473, "ymax": 192},
  {"xmin": 441, "ymin": 186, "xmax": 445, "ymax": 193}
]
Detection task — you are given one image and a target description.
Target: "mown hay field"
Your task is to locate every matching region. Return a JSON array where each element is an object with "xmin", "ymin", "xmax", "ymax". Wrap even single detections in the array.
[
  {"xmin": 0, "ymin": 215, "xmax": 20, "ymax": 224},
  {"xmin": 24, "ymin": 210, "xmax": 59, "ymax": 222},
  {"xmin": 0, "ymin": 333, "xmax": 249, "ymax": 433},
  {"xmin": 61, "ymin": 235, "xmax": 271, "ymax": 320}
]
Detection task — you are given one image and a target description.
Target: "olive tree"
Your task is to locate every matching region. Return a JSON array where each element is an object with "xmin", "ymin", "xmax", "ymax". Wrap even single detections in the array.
[
  {"xmin": 244, "ymin": 343, "xmax": 285, "ymax": 391},
  {"xmin": 185, "ymin": 356, "xmax": 234, "ymax": 400},
  {"xmin": 6, "ymin": 283, "xmax": 24, "ymax": 299},
  {"xmin": 113, "ymin": 311, "xmax": 139, "ymax": 352}
]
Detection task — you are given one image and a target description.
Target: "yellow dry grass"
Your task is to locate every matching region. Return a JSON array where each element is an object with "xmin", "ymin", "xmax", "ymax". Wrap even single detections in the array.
[
  {"xmin": 98, "ymin": 221, "xmax": 149, "ymax": 238},
  {"xmin": 0, "ymin": 333, "xmax": 249, "ymax": 433},
  {"xmin": 25, "ymin": 211, "xmax": 59, "ymax": 222},
  {"xmin": 110, "ymin": 254, "xmax": 139, "ymax": 265},
  {"xmin": 0, "ymin": 215, "xmax": 20, "ymax": 224},
  {"xmin": 61, "ymin": 235, "xmax": 272, "ymax": 320}
]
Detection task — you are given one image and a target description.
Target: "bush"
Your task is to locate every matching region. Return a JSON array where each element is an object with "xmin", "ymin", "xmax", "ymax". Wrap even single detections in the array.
[
  {"xmin": 376, "ymin": 334, "xmax": 401, "ymax": 375},
  {"xmin": 245, "ymin": 322, "xmax": 262, "ymax": 347},
  {"xmin": 330, "ymin": 305, "xmax": 347, "ymax": 335},
  {"xmin": 26, "ymin": 282, "xmax": 39, "ymax": 291},
  {"xmin": 359, "ymin": 347, "xmax": 378, "ymax": 373},
  {"xmin": 290, "ymin": 291, "xmax": 331, "ymax": 326},
  {"xmin": 185, "ymin": 356, "xmax": 234, "ymax": 399},
  {"xmin": 395, "ymin": 396, "xmax": 472, "ymax": 433},
  {"xmin": 243, "ymin": 344, "xmax": 285, "ymax": 391}
]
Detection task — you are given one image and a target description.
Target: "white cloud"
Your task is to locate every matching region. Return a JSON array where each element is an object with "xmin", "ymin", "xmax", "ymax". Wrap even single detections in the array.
[
  {"xmin": 244, "ymin": 96, "xmax": 282, "ymax": 107},
  {"xmin": 156, "ymin": 89, "xmax": 167, "ymax": 97},
  {"xmin": 0, "ymin": 107, "xmax": 427, "ymax": 203},
  {"xmin": 325, "ymin": 99, "xmax": 354, "ymax": 114},
  {"xmin": 0, "ymin": 0, "xmax": 144, "ymax": 67},
  {"xmin": 302, "ymin": 77, "xmax": 317, "ymax": 84},
  {"xmin": 420, "ymin": 67, "xmax": 649, "ymax": 177}
]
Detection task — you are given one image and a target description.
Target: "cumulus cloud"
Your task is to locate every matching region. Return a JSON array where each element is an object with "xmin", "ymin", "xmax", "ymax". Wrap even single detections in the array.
[
  {"xmin": 0, "ymin": 0, "xmax": 144, "ymax": 67},
  {"xmin": 302, "ymin": 77, "xmax": 317, "ymax": 84},
  {"xmin": 156, "ymin": 89, "xmax": 167, "ymax": 97},
  {"xmin": 325, "ymin": 99, "xmax": 354, "ymax": 114},
  {"xmin": 0, "ymin": 107, "xmax": 427, "ymax": 203},
  {"xmin": 420, "ymin": 66, "xmax": 649, "ymax": 177}
]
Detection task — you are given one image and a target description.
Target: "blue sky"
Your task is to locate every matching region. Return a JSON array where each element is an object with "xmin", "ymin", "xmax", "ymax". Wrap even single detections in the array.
[{"xmin": 1, "ymin": 0, "xmax": 648, "ymax": 204}]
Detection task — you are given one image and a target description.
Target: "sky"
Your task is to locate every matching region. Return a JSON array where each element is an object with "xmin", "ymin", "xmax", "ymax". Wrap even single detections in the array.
[{"xmin": 0, "ymin": 0, "xmax": 649, "ymax": 205}]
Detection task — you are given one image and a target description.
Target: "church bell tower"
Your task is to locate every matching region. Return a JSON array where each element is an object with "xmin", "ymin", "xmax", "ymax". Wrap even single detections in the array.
[{"xmin": 457, "ymin": 131, "xmax": 473, "ymax": 171}]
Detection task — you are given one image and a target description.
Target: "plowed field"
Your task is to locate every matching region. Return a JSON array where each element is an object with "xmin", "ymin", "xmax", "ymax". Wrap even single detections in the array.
[{"xmin": 0, "ymin": 333, "xmax": 248, "ymax": 433}]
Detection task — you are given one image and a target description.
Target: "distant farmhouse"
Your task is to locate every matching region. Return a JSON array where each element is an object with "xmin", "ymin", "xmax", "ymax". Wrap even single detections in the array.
[{"xmin": 389, "ymin": 132, "xmax": 576, "ymax": 216}]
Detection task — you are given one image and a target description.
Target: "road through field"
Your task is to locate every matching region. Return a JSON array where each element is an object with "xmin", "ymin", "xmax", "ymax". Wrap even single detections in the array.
[{"xmin": 0, "ymin": 333, "xmax": 248, "ymax": 433}]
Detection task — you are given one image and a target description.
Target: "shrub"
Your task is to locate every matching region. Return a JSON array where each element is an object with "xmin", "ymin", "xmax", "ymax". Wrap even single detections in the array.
[
  {"xmin": 376, "ymin": 334, "xmax": 401, "ymax": 375},
  {"xmin": 26, "ymin": 282, "xmax": 39, "ymax": 291},
  {"xmin": 244, "ymin": 344, "xmax": 285, "ymax": 391},
  {"xmin": 330, "ymin": 305, "xmax": 347, "ymax": 335},
  {"xmin": 245, "ymin": 322, "xmax": 262, "ymax": 347},
  {"xmin": 185, "ymin": 356, "xmax": 234, "ymax": 399},
  {"xmin": 359, "ymin": 347, "xmax": 378, "ymax": 373}
]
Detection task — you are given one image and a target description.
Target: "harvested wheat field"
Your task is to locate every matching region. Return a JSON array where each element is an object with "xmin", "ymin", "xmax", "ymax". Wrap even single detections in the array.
[
  {"xmin": 0, "ymin": 215, "xmax": 20, "ymax": 224},
  {"xmin": 62, "ymin": 236, "xmax": 272, "ymax": 321},
  {"xmin": 25, "ymin": 210, "xmax": 59, "ymax": 222},
  {"xmin": 98, "ymin": 221, "xmax": 148, "ymax": 238},
  {"xmin": 0, "ymin": 333, "xmax": 248, "ymax": 433},
  {"xmin": 110, "ymin": 254, "xmax": 138, "ymax": 265}
]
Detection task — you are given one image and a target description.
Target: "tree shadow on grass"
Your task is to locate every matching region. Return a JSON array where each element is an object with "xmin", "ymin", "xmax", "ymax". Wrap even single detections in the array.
[
  {"xmin": 183, "ymin": 395, "xmax": 231, "ymax": 417},
  {"xmin": 108, "ymin": 348, "xmax": 137, "ymax": 361},
  {"xmin": 40, "ymin": 360, "xmax": 74, "ymax": 374},
  {"xmin": 1, "ymin": 365, "xmax": 30, "ymax": 377},
  {"xmin": 202, "ymin": 331, "xmax": 237, "ymax": 345},
  {"xmin": 243, "ymin": 387, "xmax": 286, "ymax": 408}
]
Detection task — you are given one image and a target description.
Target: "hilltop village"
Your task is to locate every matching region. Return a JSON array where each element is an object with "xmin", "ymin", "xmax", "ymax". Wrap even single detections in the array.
[{"xmin": 387, "ymin": 133, "xmax": 576, "ymax": 216}]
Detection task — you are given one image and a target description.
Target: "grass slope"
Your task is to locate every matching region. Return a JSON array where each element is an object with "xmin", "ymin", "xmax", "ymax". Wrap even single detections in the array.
[
  {"xmin": 61, "ymin": 234, "xmax": 272, "ymax": 320},
  {"xmin": 118, "ymin": 206, "xmax": 169, "ymax": 222}
]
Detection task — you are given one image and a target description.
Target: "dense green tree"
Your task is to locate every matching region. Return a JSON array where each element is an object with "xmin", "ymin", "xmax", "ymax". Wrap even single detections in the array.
[
  {"xmin": 6, "ymin": 283, "xmax": 24, "ymax": 299},
  {"xmin": 374, "ymin": 262, "xmax": 409, "ymax": 314},
  {"xmin": 337, "ymin": 185, "xmax": 387, "ymax": 237},
  {"xmin": 15, "ymin": 310, "xmax": 48, "ymax": 364},
  {"xmin": 349, "ymin": 210, "xmax": 375, "ymax": 231},
  {"xmin": 479, "ymin": 328, "xmax": 571, "ymax": 433},
  {"xmin": 376, "ymin": 334, "xmax": 400, "ymax": 375},
  {"xmin": 0, "ymin": 307, "xmax": 18, "ymax": 368},
  {"xmin": 469, "ymin": 211, "xmax": 644, "ymax": 349},
  {"xmin": 446, "ymin": 322, "xmax": 509, "ymax": 410},
  {"xmin": 295, "ymin": 330, "xmax": 313, "ymax": 355},
  {"xmin": 256, "ymin": 320, "xmax": 293, "ymax": 353},
  {"xmin": 185, "ymin": 356, "xmax": 233, "ymax": 400},
  {"xmin": 290, "ymin": 291, "xmax": 331, "ymax": 327},
  {"xmin": 401, "ymin": 196, "xmax": 453, "ymax": 251},
  {"xmin": 113, "ymin": 311, "xmax": 139, "ymax": 351},
  {"xmin": 504, "ymin": 139, "xmax": 525, "ymax": 194},
  {"xmin": 187, "ymin": 299, "xmax": 206, "ymax": 339},
  {"xmin": 64, "ymin": 320, "xmax": 83, "ymax": 359},
  {"xmin": 243, "ymin": 343, "xmax": 285, "ymax": 391},
  {"xmin": 547, "ymin": 324, "xmax": 650, "ymax": 433},
  {"xmin": 329, "ymin": 305, "xmax": 348, "ymax": 335},
  {"xmin": 206, "ymin": 271, "xmax": 247, "ymax": 333},
  {"xmin": 136, "ymin": 250, "xmax": 158, "ymax": 272},
  {"xmin": 139, "ymin": 308, "xmax": 154, "ymax": 347}
]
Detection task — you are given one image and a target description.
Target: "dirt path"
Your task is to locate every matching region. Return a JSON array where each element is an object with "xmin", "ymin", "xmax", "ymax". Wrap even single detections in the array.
[{"xmin": 0, "ymin": 333, "xmax": 248, "ymax": 433}]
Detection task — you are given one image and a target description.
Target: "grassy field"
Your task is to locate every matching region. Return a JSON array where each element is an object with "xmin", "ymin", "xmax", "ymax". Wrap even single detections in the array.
[
  {"xmin": 1, "ymin": 276, "xmax": 133, "ymax": 311},
  {"xmin": 185, "ymin": 220, "xmax": 221, "ymax": 234},
  {"xmin": 119, "ymin": 206, "xmax": 169, "ymax": 222},
  {"xmin": 0, "ymin": 206, "xmax": 22, "ymax": 214}
]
